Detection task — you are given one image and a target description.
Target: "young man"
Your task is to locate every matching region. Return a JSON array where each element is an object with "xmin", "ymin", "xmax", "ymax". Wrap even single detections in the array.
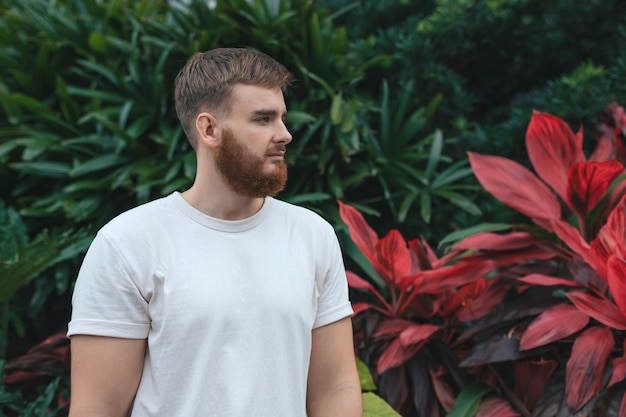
[{"xmin": 67, "ymin": 48, "xmax": 362, "ymax": 417}]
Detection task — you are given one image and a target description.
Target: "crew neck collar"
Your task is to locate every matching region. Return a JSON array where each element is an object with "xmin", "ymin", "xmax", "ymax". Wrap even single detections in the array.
[{"xmin": 169, "ymin": 192, "xmax": 273, "ymax": 232}]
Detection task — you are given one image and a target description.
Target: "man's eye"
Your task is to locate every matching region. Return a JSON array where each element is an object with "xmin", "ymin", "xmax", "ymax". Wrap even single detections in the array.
[{"xmin": 257, "ymin": 117, "xmax": 270, "ymax": 123}]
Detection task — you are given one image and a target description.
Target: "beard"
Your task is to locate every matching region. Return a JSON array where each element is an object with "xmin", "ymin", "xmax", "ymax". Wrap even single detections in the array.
[{"xmin": 214, "ymin": 127, "xmax": 288, "ymax": 198}]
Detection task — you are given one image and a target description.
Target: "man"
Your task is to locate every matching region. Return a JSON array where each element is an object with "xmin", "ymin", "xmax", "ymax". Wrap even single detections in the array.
[{"xmin": 67, "ymin": 48, "xmax": 362, "ymax": 417}]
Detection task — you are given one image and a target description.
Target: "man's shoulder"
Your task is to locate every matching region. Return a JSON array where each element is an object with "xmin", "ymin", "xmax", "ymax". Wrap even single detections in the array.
[
  {"xmin": 270, "ymin": 198, "xmax": 335, "ymax": 231},
  {"xmin": 100, "ymin": 194, "xmax": 174, "ymax": 237}
]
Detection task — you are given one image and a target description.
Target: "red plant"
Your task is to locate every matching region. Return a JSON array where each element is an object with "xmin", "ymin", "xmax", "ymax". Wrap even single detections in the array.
[
  {"xmin": 339, "ymin": 200, "xmax": 507, "ymax": 416},
  {"xmin": 2, "ymin": 331, "xmax": 70, "ymax": 412},
  {"xmin": 454, "ymin": 103, "xmax": 626, "ymax": 415}
]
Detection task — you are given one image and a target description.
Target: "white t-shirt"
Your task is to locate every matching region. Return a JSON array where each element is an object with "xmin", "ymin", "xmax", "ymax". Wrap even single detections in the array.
[{"xmin": 67, "ymin": 192, "xmax": 353, "ymax": 417}]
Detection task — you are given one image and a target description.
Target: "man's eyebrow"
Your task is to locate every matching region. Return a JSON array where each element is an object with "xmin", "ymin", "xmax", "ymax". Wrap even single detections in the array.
[{"xmin": 252, "ymin": 109, "xmax": 287, "ymax": 118}]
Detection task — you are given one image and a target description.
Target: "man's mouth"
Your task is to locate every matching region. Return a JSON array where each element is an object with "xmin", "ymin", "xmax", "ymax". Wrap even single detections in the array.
[{"xmin": 266, "ymin": 148, "xmax": 286, "ymax": 161}]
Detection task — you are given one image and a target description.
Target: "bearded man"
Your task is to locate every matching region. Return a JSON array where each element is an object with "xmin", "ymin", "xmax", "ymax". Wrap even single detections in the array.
[{"xmin": 67, "ymin": 48, "xmax": 361, "ymax": 417}]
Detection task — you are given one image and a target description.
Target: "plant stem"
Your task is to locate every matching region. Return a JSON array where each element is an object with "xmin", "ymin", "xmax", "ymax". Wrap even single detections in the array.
[{"xmin": 488, "ymin": 364, "xmax": 532, "ymax": 417}]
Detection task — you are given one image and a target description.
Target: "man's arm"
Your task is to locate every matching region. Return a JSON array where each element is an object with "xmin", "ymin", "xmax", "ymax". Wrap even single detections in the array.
[
  {"xmin": 69, "ymin": 335, "xmax": 146, "ymax": 417},
  {"xmin": 307, "ymin": 317, "xmax": 362, "ymax": 417}
]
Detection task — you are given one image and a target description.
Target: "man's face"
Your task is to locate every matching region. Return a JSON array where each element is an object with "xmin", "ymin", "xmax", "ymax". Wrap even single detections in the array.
[
  {"xmin": 214, "ymin": 84, "xmax": 292, "ymax": 198},
  {"xmin": 215, "ymin": 127, "xmax": 288, "ymax": 197}
]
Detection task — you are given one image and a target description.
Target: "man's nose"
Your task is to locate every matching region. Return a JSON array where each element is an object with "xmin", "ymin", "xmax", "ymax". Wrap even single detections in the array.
[{"xmin": 275, "ymin": 121, "xmax": 292, "ymax": 145}]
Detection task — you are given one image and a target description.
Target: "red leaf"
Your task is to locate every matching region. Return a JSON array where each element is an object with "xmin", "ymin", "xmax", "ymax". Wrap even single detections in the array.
[
  {"xmin": 399, "ymin": 323, "xmax": 440, "ymax": 346},
  {"xmin": 453, "ymin": 231, "xmax": 544, "ymax": 251},
  {"xmin": 519, "ymin": 304, "xmax": 589, "ymax": 350},
  {"xmin": 373, "ymin": 319, "xmax": 417, "ymax": 338},
  {"xmin": 518, "ymin": 273, "xmax": 584, "ymax": 288},
  {"xmin": 475, "ymin": 396, "xmax": 521, "ymax": 417},
  {"xmin": 454, "ymin": 282, "xmax": 508, "ymax": 322},
  {"xmin": 607, "ymin": 256, "xmax": 626, "ymax": 317},
  {"xmin": 412, "ymin": 260, "xmax": 495, "ymax": 294},
  {"xmin": 440, "ymin": 278, "xmax": 507, "ymax": 322},
  {"xmin": 346, "ymin": 271, "xmax": 376, "ymax": 291},
  {"xmin": 603, "ymin": 195, "xmax": 626, "ymax": 258},
  {"xmin": 429, "ymin": 366, "xmax": 456, "ymax": 412},
  {"xmin": 566, "ymin": 326, "xmax": 614, "ymax": 411},
  {"xmin": 608, "ymin": 357, "xmax": 626, "ymax": 387},
  {"xmin": 549, "ymin": 219, "xmax": 596, "ymax": 268},
  {"xmin": 606, "ymin": 179, "xmax": 626, "ymax": 218},
  {"xmin": 566, "ymin": 160, "xmax": 625, "ymax": 214},
  {"xmin": 514, "ymin": 359, "xmax": 558, "ymax": 410},
  {"xmin": 566, "ymin": 291, "xmax": 626, "ymax": 330},
  {"xmin": 590, "ymin": 235, "xmax": 613, "ymax": 281},
  {"xmin": 440, "ymin": 279, "xmax": 488, "ymax": 317},
  {"xmin": 377, "ymin": 337, "xmax": 422, "ymax": 374},
  {"xmin": 408, "ymin": 237, "xmax": 439, "ymax": 271},
  {"xmin": 590, "ymin": 127, "xmax": 617, "ymax": 162},
  {"xmin": 468, "ymin": 152, "xmax": 561, "ymax": 229},
  {"xmin": 460, "ymin": 245, "xmax": 557, "ymax": 269},
  {"xmin": 351, "ymin": 302, "xmax": 371, "ymax": 316},
  {"xmin": 525, "ymin": 110, "xmax": 585, "ymax": 203},
  {"xmin": 377, "ymin": 229, "xmax": 413, "ymax": 285},
  {"xmin": 591, "ymin": 194, "xmax": 626, "ymax": 280},
  {"xmin": 3, "ymin": 370, "xmax": 49, "ymax": 386},
  {"xmin": 338, "ymin": 200, "xmax": 379, "ymax": 266},
  {"xmin": 591, "ymin": 196, "xmax": 626, "ymax": 279}
]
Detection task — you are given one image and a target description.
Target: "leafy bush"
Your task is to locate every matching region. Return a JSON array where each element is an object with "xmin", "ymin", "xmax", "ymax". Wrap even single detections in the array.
[
  {"xmin": 343, "ymin": 103, "xmax": 626, "ymax": 416},
  {"xmin": 339, "ymin": 200, "xmax": 516, "ymax": 416},
  {"xmin": 452, "ymin": 103, "xmax": 626, "ymax": 415},
  {"xmin": 4, "ymin": 0, "xmax": 626, "ymax": 414}
]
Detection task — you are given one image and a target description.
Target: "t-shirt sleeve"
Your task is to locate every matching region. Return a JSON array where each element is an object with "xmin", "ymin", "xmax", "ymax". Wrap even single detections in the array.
[
  {"xmin": 67, "ymin": 231, "xmax": 150, "ymax": 339},
  {"xmin": 312, "ymin": 225, "xmax": 353, "ymax": 329}
]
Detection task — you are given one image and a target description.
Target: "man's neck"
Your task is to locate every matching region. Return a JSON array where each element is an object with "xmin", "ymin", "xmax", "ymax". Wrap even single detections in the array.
[{"xmin": 181, "ymin": 182, "xmax": 265, "ymax": 220}]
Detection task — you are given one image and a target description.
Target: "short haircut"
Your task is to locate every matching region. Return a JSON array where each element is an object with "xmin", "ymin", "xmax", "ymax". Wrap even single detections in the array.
[{"xmin": 174, "ymin": 48, "xmax": 293, "ymax": 148}]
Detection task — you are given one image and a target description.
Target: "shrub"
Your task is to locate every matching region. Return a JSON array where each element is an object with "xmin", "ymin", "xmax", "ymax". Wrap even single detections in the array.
[
  {"xmin": 343, "ymin": 103, "xmax": 626, "ymax": 416},
  {"xmin": 451, "ymin": 103, "xmax": 626, "ymax": 415}
]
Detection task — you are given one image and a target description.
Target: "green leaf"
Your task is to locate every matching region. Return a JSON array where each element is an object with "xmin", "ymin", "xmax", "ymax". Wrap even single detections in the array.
[
  {"xmin": 432, "ymin": 190, "xmax": 482, "ymax": 216},
  {"xmin": 0, "ymin": 230, "xmax": 87, "ymax": 302},
  {"xmin": 70, "ymin": 154, "xmax": 125, "ymax": 177},
  {"xmin": 7, "ymin": 92, "xmax": 53, "ymax": 115},
  {"xmin": 330, "ymin": 93, "xmax": 344, "ymax": 125},
  {"xmin": 447, "ymin": 383, "xmax": 492, "ymax": 417},
  {"xmin": 283, "ymin": 193, "xmax": 331, "ymax": 204},
  {"xmin": 424, "ymin": 129, "xmax": 443, "ymax": 180},
  {"xmin": 398, "ymin": 192, "xmax": 419, "ymax": 223},
  {"xmin": 286, "ymin": 111, "xmax": 316, "ymax": 125},
  {"xmin": 88, "ymin": 31, "xmax": 107, "ymax": 53},
  {"xmin": 10, "ymin": 161, "xmax": 70, "ymax": 178},
  {"xmin": 439, "ymin": 223, "xmax": 513, "ymax": 247},
  {"xmin": 0, "ymin": 141, "xmax": 19, "ymax": 158},
  {"xmin": 362, "ymin": 392, "xmax": 402, "ymax": 417},
  {"xmin": 357, "ymin": 358, "xmax": 377, "ymax": 391},
  {"xmin": 420, "ymin": 192, "xmax": 432, "ymax": 223}
]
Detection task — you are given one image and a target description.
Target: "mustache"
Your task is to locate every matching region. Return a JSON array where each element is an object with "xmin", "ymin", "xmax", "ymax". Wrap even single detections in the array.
[{"xmin": 268, "ymin": 146, "xmax": 287, "ymax": 154}]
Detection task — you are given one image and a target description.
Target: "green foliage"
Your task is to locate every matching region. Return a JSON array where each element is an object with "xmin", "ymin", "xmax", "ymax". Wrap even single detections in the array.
[
  {"xmin": 358, "ymin": 358, "xmax": 401, "ymax": 417},
  {"xmin": 357, "ymin": 358, "xmax": 377, "ymax": 392},
  {"xmin": 0, "ymin": 201, "xmax": 88, "ymax": 356},
  {"xmin": 0, "ymin": 0, "xmax": 209, "ymax": 231},
  {"xmin": 0, "ymin": 363, "xmax": 69, "ymax": 417},
  {"xmin": 363, "ymin": 392, "xmax": 402, "ymax": 417},
  {"xmin": 323, "ymin": 0, "xmax": 626, "ymax": 228},
  {"xmin": 3, "ymin": 0, "xmax": 626, "ymax": 413},
  {"xmin": 447, "ymin": 383, "xmax": 492, "ymax": 417}
]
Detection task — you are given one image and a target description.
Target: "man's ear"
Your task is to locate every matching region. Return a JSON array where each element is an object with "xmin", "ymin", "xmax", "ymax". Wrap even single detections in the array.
[{"xmin": 195, "ymin": 112, "xmax": 220, "ymax": 148}]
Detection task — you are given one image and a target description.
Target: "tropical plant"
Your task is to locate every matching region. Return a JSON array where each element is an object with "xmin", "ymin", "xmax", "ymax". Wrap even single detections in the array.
[
  {"xmin": 0, "ymin": 201, "xmax": 88, "ymax": 357},
  {"xmin": 444, "ymin": 103, "xmax": 626, "ymax": 416},
  {"xmin": 1, "ymin": 333, "xmax": 70, "ymax": 417},
  {"xmin": 338, "ymin": 200, "xmax": 523, "ymax": 416},
  {"xmin": 0, "ymin": 0, "xmax": 212, "ymax": 232},
  {"xmin": 357, "ymin": 358, "xmax": 402, "ymax": 417}
]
